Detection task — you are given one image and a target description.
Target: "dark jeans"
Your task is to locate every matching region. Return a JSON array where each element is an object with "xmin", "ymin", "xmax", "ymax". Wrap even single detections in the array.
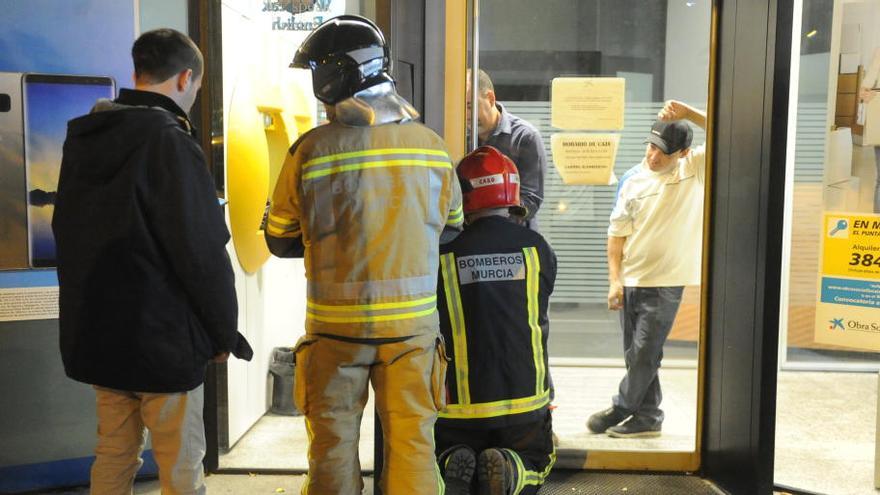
[{"xmin": 612, "ymin": 286, "xmax": 684, "ymax": 424}]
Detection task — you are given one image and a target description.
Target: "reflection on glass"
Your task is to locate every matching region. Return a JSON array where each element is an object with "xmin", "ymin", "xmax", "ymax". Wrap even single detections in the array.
[
  {"xmin": 471, "ymin": 0, "xmax": 711, "ymax": 457},
  {"xmin": 776, "ymin": 0, "xmax": 880, "ymax": 493},
  {"xmin": 780, "ymin": 0, "xmax": 880, "ymax": 367}
]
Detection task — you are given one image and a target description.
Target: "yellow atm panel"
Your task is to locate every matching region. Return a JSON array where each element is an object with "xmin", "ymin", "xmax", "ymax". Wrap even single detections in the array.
[{"xmin": 227, "ymin": 77, "xmax": 314, "ymax": 273}]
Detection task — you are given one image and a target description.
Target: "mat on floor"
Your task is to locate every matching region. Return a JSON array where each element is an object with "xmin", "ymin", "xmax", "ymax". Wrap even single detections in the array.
[{"xmin": 541, "ymin": 471, "xmax": 724, "ymax": 494}]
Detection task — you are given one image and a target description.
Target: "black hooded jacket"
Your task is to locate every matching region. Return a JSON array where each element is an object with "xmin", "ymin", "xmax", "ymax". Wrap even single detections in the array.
[{"xmin": 52, "ymin": 89, "xmax": 251, "ymax": 393}]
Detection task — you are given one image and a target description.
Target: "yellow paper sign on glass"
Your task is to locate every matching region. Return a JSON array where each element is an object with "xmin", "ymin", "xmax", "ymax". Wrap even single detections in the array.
[
  {"xmin": 551, "ymin": 77, "xmax": 625, "ymax": 131},
  {"xmin": 814, "ymin": 212, "xmax": 880, "ymax": 351},
  {"xmin": 550, "ymin": 133, "xmax": 620, "ymax": 185}
]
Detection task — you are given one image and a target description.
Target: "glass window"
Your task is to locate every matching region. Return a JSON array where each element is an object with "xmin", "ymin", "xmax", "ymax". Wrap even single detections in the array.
[
  {"xmin": 468, "ymin": 0, "xmax": 712, "ymax": 462},
  {"xmin": 776, "ymin": 0, "xmax": 880, "ymax": 492}
]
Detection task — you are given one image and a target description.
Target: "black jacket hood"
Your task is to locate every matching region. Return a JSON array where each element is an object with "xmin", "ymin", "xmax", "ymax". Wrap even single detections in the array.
[{"xmin": 64, "ymin": 96, "xmax": 190, "ymax": 182}]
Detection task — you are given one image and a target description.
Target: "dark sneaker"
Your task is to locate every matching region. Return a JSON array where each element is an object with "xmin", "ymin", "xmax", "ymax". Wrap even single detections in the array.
[
  {"xmin": 606, "ymin": 414, "xmax": 662, "ymax": 438},
  {"xmin": 442, "ymin": 446, "xmax": 477, "ymax": 495},
  {"xmin": 477, "ymin": 448, "xmax": 516, "ymax": 495},
  {"xmin": 586, "ymin": 406, "xmax": 629, "ymax": 434}
]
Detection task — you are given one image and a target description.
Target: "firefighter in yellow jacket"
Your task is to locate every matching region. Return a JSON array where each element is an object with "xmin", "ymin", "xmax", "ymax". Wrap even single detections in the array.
[{"xmin": 265, "ymin": 15, "xmax": 463, "ymax": 495}]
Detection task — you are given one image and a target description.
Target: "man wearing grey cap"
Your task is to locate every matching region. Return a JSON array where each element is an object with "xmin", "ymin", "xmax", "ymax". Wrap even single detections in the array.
[{"xmin": 586, "ymin": 100, "xmax": 707, "ymax": 438}]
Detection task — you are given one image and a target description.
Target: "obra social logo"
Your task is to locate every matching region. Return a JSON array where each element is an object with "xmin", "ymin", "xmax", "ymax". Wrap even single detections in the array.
[
  {"xmin": 829, "ymin": 317, "xmax": 880, "ymax": 332},
  {"xmin": 828, "ymin": 318, "xmax": 845, "ymax": 331}
]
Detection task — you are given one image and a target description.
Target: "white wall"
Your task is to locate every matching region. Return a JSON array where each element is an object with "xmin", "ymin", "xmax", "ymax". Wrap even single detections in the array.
[
  {"xmin": 842, "ymin": 0, "xmax": 880, "ymax": 69},
  {"xmin": 138, "ymin": 0, "xmax": 188, "ymax": 34},
  {"xmin": 226, "ymin": 250, "xmax": 306, "ymax": 446},
  {"xmin": 663, "ymin": 0, "xmax": 712, "ymax": 105}
]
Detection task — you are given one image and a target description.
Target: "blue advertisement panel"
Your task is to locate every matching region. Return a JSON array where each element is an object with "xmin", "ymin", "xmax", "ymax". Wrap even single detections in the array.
[
  {"xmin": 0, "ymin": 0, "xmax": 133, "ymax": 305},
  {"xmin": 0, "ymin": 1, "xmax": 134, "ymax": 88}
]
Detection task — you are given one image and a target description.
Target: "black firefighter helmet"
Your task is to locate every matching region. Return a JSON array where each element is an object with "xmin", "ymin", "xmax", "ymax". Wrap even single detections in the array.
[{"xmin": 290, "ymin": 15, "xmax": 393, "ymax": 105}]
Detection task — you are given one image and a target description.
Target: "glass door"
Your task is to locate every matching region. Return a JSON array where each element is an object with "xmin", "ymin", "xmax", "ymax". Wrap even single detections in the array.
[{"xmin": 450, "ymin": 0, "xmax": 716, "ymax": 471}]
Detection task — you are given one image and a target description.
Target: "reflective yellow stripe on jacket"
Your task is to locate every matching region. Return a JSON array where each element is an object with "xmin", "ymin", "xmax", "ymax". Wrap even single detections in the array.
[
  {"xmin": 306, "ymin": 295, "xmax": 437, "ymax": 324},
  {"xmin": 440, "ymin": 253, "xmax": 470, "ymax": 405},
  {"xmin": 301, "ymin": 147, "xmax": 452, "ymax": 181},
  {"xmin": 523, "ymin": 247, "xmax": 546, "ymax": 395},
  {"xmin": 441, "ymin": 389, "xmax": 551, "ymax": 420},
  {"xmin": 265, "ymin": 212, "xmax": 300, "ymax": 237},
  {"xmin": 446, "ymin": 204, "xmax": 464, "ymax": 226}
]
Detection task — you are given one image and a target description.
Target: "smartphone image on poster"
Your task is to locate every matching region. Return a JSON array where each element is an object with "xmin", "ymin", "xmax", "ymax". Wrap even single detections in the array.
[
  {"xmin": 0, "ymin": 72, "xmax": 27, "ymax": 270},
  {"xmin": 22, "ymin": 73, "xmax": 115, "ymax": 268}
]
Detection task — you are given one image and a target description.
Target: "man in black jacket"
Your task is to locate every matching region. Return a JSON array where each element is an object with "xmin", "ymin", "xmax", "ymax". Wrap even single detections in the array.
[
  {"xmin": 52, "ymin": 29, "xmax": 251, "ymax": 494},
  {"xmin": 436, "ymin": 146, "xmax": 557, "ymax": 495}
]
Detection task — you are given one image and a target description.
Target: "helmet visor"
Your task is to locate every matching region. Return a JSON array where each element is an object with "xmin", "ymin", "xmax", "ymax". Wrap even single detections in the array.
[{"xmin": 290, "ymin": 48, "xmax": 314, "ymax": 69}]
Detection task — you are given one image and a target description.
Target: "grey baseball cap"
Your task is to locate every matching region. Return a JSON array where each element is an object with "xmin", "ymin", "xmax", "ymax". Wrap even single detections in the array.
[{"xmin": 645, "ymin": 120, "xmax": 693, "ymax": 154}]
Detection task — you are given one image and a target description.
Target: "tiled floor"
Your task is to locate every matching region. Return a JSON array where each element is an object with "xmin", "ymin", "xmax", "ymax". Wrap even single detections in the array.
[
  {"xmin": 216, "ymin": 370, "xmax": 880, "ymax": 495},
  {"xmin": 219, "ymin": 365, "xmax": 700, "ymax": 471},
  {"xmin": 774, "ymin": 371, "xmax": 879, "ymax": 495},
  {"xmin": 221, "ymin": 303, "xmax": 702, "ymax": 470},
  {"xmin": 41, "ymin": 302, "xmax": 880, "ymax": 494},
  {"xmin": 44, "ymin": 370, "xmax": 880, "ymax": 495}
]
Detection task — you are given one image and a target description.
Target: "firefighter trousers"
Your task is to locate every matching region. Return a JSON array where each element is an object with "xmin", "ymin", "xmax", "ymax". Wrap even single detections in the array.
[
  {"xmin": 293, "ymin": 332, "xmax": 447, "ymax": 495},
  {"xmin": 436, "ymin": 409, "xmax": 556, "ymax": 495}
]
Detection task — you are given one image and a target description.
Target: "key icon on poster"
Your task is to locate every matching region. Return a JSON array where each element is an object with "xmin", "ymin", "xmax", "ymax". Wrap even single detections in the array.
[{"xmin": 830, "ymin": 219, "xmax": 847, "ymax": 236}]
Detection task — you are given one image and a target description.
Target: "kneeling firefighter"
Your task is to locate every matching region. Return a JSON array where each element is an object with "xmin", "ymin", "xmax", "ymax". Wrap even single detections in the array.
[
  {"xmin": 436, "ymin": 146, "xmax": 557, "ymax": 495},
  {"xmin": 265, "ymin": 15, "xmax": 464, "ymax": 495}
]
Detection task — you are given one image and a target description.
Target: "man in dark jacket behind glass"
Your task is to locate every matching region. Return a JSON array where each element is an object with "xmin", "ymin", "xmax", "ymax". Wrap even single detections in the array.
[{"xmin": 52, "ymin": 28, "xmax": 251, "ymax": 495}]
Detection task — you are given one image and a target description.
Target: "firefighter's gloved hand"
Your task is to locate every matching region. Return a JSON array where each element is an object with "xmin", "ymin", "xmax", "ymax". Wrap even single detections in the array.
[{"xmin": 260, "ymin": 201, "xmax": 271, "ymax": 231}]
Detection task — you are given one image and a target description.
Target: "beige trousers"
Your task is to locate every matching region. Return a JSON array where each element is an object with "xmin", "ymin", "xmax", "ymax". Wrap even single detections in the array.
[
  {"xmin": 294, "ymin": 332, "xmax": 447, "ymax": 495},
  {"xmin": 90, "ymin": 385, "xmax": 206, "ymax": 495}
]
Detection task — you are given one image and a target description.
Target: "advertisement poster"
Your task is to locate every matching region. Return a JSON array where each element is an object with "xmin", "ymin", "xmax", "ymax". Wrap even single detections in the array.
[
  {"xmin": 0, "ymin": 0, "xmax": 135, "ymax": 320},
  {"xmin": 551, "ymin": 77, "xmax": 625, "ymax": 131},
  {"xmin": 550, "ymin": 133, "xmax": 620, "ymax": 185},
  {"xmin": 814, "ymin": 212, "xmax": 880, "ymax": 351}
]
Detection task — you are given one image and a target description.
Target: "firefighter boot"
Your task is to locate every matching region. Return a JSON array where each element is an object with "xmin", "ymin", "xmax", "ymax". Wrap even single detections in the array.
[
  {"xmin": 441, "ymin": 445, "xmax": 477, "ymax": 495},
  {"xmin": 477, "ymin": 448, "xmax": 517, "ymax": 495}
]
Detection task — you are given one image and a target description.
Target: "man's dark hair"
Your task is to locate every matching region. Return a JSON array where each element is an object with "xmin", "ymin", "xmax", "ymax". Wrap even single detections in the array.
[{"xmin": 132, "ymin": 29, "xmax": 204, "ymax": 84}]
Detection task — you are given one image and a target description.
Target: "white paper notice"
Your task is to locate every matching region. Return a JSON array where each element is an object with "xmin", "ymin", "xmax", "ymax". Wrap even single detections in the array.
[
  {"xmin": 551, "ymin": 133, "xmax": 620, "ymax": 185},
  {"xmin": 0, "ymin": 286, "xmax": 59, "ymax": 321},
  {"xmin": 551, "ymin": 77, "xmax": 625, "ymax": 130}
]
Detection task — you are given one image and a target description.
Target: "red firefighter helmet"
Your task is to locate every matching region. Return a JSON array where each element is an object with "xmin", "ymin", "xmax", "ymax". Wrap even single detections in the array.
[{"xmin": 457, "ymin": 146, "xmax": 526, "ymax": 216}]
